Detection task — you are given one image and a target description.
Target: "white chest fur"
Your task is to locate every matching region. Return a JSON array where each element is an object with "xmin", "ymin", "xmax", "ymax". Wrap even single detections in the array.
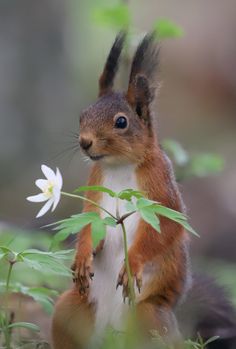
[{"xmin": 89, "ymin": 165, "xmax": 139, "ymax": 334}]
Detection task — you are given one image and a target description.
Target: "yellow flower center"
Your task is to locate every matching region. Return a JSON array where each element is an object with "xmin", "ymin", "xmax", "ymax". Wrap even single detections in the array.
[{"xmin": 43, "ymin": 182, "xmax": 54, "ymax": 198}]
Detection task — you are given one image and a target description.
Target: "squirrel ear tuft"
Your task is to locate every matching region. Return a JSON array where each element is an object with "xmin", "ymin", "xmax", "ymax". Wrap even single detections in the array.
[
  {"xmin": 127, "ymin": 74, "xmax": 154, "ymax": 125},
  {"xmin": 126, "ymin": 32, "xmax": 160, "ymax": 126},
  {"xmin": 98, "ymin": 32, "xmax": 126, "ymax": 97}
]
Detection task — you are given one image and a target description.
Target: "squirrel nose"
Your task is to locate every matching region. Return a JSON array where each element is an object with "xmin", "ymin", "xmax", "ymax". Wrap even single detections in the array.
[{"xmin": 79, "ymin": 137, "xmax": 93, "ymax": 151}]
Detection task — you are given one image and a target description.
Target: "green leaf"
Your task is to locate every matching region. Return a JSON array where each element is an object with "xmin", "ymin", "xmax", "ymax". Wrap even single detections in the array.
[
  {"xmin": 21, "ymin": 249, "xmax": 74, "ymax": 259},
  {"xmin": 26, "ymin": 287, "xmax": 57, "ymax": 314},
  {"xmin": 103, "ymin": 216, "xmax": 117, "ymax": 227},
  {"xmin": 152, "ymin": 205, "xmax": 187, "ymax": 221},
  {"xmin": 8, "ymin": 322, "xmax": 40, "ymax": 332},
  {"xmin": 75, "ymin": 185, "xmax": 116, "ymax": 198},
  {"xmin": 91, "ymin": 220, "xmax": 106, "ymax": 248},
  {"xmin": 0, "ymin": 282, "xmax": 57, "ymax": 314},
  {"xmin": 152, "ymin": 205, "xmax": 199, "ymax": 237},
  {"xmin": 0, "ymin": 246, "xmax": 13, "ymax": 261},
  {"xmin": 53, "ymin": 228, "xmax": 74, "ymax": 243},
  {"xmin": 162, "ymin": 139, "xmax": 189, "ymax": 166},
  {"xmin": 190, "ymin": 154, "xmax": 224, "ymax": 177},
  {"xmin": 0, "ymin": 246, "xmax": 13, "ymax": 254},
  {"xmin": 118, "ymin": 189, "xmax": 144, "ymax": 201},
  {"xmin": 177, "ymin": 220, "xmax": 199, "ymax": 237},
  {"xmin": 54, "ymin": 212, "xmax": 100, "ymax": 230},
  {"xmin": 19, "ymin": 249, "xmax": 73, "ymax": 276},
  {"xmin": 136, "ymin": 198, "xmax": 157, "ymax": 209},
  {"xmin": 139, "ymin": 207, "xmax": 161, "ymax": 233},
  {"xmin": 154, "ymin": 18, "xmax": 184, "ymax": 39},
  {"xmin": 51, "ymin": 212, "xmax": 101, "ymax": 244},
  {"xmin": 136, "ymin": 201, "xmax": 198, "ymax": 237},
  {"xmin": 92, "ymin": 4, "xmax": 130, "ymax": 29},
  {"xmin": 125, "ymin": 201, "xmax": 136, "ymax": 212}
]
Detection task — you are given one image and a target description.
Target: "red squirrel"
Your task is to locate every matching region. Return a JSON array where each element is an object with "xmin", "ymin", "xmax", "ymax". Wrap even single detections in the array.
[{"xmin": 52, "ymin": 33, "xmax": 236, "ymax": 349}]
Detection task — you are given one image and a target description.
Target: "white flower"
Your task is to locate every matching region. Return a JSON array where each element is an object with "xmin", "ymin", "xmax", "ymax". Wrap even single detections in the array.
[{"xmin": 27, "ymin": 164, "xmax": 63, "ymax": 218}]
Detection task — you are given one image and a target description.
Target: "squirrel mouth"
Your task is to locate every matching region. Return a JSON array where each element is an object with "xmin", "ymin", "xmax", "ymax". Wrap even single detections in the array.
[{"xmin": 89, "ymin": 155, "xmax": 105, "ymax": 161}]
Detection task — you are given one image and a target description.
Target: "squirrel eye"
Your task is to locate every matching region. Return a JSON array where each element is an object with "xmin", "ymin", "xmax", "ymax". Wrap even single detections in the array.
[{"xmin": 114, "ymin": 116, "xmax": 127, "ymax": 129}]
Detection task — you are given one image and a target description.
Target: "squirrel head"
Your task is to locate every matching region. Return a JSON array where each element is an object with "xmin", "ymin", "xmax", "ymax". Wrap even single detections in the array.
[{"xmin": 79, "ymin": 32, "xmax": 160, "ymax": 166}]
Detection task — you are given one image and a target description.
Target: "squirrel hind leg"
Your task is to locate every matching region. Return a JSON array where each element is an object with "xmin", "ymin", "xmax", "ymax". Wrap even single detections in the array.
[
  {"xmin": 51, "ymin": 288, "xmax": 94, "ymax": 349},
  {"xmin": 136, "ymin": 301, "xmax": 184, "ymax": 349}
]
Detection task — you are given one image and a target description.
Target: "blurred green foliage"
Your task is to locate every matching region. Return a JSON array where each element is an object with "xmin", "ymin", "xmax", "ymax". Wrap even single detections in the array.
[
  {"xmin": 92, "ymin": 4, "xmax": 130, "ymax": 29},
  {"xmin": 163, "ymin": 139, "xmax": 224, "ymax": 181},
  {"xmin": 154, "ymin": 18, "xmax": 184, "ymax": 38},
  {"xmin": 0, "ymin": 229, "xmax": 70, "ymax": 290}
]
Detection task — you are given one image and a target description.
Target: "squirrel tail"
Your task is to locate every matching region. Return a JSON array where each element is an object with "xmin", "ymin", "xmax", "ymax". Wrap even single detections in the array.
[{"xmin": 176, "ymin": 273, "xmax": 236, "ymax": 348}]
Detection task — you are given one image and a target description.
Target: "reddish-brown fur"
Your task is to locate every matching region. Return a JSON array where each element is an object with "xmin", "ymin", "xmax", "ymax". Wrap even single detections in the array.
[{"xmin": 52, "ymin": 33, "xmax": 190, "ymax": 348}]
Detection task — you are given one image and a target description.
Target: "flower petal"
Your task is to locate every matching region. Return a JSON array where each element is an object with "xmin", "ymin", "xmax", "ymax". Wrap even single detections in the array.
[
  {"xmin": 27, "ymin": 193, "xmax": 47, "ymax": 202},
  {"xmin": 56, "ymin": 168, "xmax": 63, "ymax": 189},
  {"xmin": 51, "ymin": 188, "xmax": 61, "ymax": 212},
  {"xmin": 36, "ymin": 198, "xmax": 54, "ymax": 218},
  {"xmin": 35, "ymin": 179, "xmax": 48, "ymax": 191},
  {"xmin": 41, "ymin": 164, "xmax": 56, "ymax": 182}
]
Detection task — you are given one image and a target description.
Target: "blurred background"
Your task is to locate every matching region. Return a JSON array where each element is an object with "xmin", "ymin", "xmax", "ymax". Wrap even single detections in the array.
[{"xmin": 0, "ymin": 0, "xmax": 236, "ymax": 306}]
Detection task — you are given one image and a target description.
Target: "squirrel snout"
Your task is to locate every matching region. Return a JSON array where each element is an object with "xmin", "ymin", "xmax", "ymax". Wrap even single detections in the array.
[{"xmin": 79, "ymin": 137, "xmax": 93, "ymax": 151}]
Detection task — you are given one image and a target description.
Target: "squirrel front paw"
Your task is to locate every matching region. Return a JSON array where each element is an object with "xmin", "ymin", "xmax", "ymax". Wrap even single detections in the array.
[
  {"xmin": 116, "ymin": 256, "xmax": 143, "ymax": 303},
  {"xmin": 71, "ymin": 249, "xmax": 94, "ymax": 295}
]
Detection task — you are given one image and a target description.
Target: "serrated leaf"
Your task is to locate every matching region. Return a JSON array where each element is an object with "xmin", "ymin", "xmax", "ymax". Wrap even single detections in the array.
[
  {"xmin": 151, "ymin": 204, "xmax": 187, "ymax": 220},
  {"xmin": 176, "ymin": 220, "xmax": 199, "ymax": 237},
  {"xmin": 154, "ymin": 18, "xmax": 184, "ymax": 39},
  {"xmin": 91, "ymin": 220, "xmax": 106, "ymax": 248},
  {"xmin": 118, "ymin": 189, "xmax": 144, "ymax": 201},
  {"xmin": 103, "ymin": 216, "xmax": 117, "ymax": 227},
  {"xmin": 22, "ymin": 257, "xmax": 71, "ymax": 276},
  {"xmin": 54, "ymin": 212, "xmax": 100, "ymax": 230},
  {"xmin": 75, "ymin": 185, "xmax": 116, "ymax": 197},
  {"xmin": 20, "ymin": 249, "xmax": 72, "ymax": 276},
  {"xmin": 51, "ymin": 212, "xmax": 101, "ymax": 244},
  {"xmin": 140, "ymin": 207, "xmax": 161, "ymax": 233},
  {"xmin": 151, "ymin": 205, "xmax": 199, "ymax": 237},
  {"xmin": 53, "ymin": 228, "xmax": 73, "ymax": 243},
  {"xmin": 21, "ymin": 249, "xmax": 74, "ymax": 259},
  {"xmin": 8, "ymin": 322, "xmax": 40, "ymax": 332},
  {"xmin": 136, "ymin": 198, "xmax": 157, "ymax": 209}
]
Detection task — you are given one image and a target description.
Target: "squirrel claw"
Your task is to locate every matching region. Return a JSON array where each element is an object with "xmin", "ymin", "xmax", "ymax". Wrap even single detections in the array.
[
  {"xmin": 136, "ymin": 275, "xmax": 142, "ymax": 293},
  {"xmin": 71, "ymin": 254, "xmax": 93, "ymax": 295},
  {"xmin": 116, "ymin": 263, "xmax": 143, "ymax": 301}
]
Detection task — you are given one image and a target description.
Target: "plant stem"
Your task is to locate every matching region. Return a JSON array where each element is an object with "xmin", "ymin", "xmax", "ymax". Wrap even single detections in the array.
[
  {"xmin": 6, "ymin": 263, "xmax": 13, "ymax": 294},
  {"xmin": 61, "ymin": 191, "xmax": 116, "ymax": 219},
  {"xmin": 117, "ymin": 211, "xmax": 136, "ymax": 225},
  {"xmin": 120, "ymin": 221, "xmax": 136, "ymax": 308},
  {"xmin": 4, "ymin": 262, "xmax": 14, "ymax": 349}
]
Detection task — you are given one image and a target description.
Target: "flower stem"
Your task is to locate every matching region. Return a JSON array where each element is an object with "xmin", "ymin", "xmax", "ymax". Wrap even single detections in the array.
[
  {"xmin": 61, "ymin": 191, "xmax": 116, "ymax": 219},
  {"xmin": 120, "ymin": 221, "xmax": 136, "ymax": 309}
]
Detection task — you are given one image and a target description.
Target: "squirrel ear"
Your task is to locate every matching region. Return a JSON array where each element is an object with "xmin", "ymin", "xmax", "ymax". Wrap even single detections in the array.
[
  {"xmin": 98, "ymin": 32, "xmax": 126, "ymax": 97},
  {"xmin": 126, "ymin": 74, "xmax": 154, "ymax": 126},
  {"xmin": 126, "ymin": 32, "xmax": 159, "ymax": 127}
]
